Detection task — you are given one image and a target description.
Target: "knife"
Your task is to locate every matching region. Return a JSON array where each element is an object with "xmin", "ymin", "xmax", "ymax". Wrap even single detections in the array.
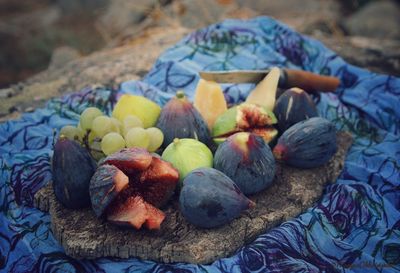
[{"xmin": 199, "ymin": 69, "xmax": 340, "ymax": 92}]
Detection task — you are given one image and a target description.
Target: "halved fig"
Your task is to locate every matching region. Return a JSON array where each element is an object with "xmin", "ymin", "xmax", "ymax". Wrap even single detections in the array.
[{"xmin": 212, "ymin": 103, "xmax": 278, "ymax": 144}]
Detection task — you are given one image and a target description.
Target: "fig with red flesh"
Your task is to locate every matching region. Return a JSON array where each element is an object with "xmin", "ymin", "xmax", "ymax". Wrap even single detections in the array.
[
  {"xmin": 89, "ymin": 164, "xmax": 129, "ymax": 217},
  {"xmin": 89, "ymin": 147, "xmax": 179, "ymax": 230},
  {"xmin": 212, "ymin": 103, "xmax": 278, "ymax": 145},
  {"xmin": 102, "ymin": 147, "xmax": 152, "ymax": 175},
  {"xmin": 106, "ymin": 195, "xmax": 165, "ymax": 230}
]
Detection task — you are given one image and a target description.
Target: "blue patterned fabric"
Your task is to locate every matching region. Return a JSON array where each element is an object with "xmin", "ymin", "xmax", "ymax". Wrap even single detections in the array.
[{"xmin": 1, "ymin": 17, "xmax": 399, "ymax": 272}]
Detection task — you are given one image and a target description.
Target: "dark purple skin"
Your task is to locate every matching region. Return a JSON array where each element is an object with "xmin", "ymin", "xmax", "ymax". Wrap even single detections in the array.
[
  {"xmin": 274, "ymin": 88, "xmax": 318, "ymax": 133},
  {"xmin": 52, "ymin": 138, "xmax": 97, "ymax": 209},
  {"xmin": 89, "ymin": 164, "xmax": 128, "ymax": 217},
  {"xmin": 273, "ymin": 117, "xmax": 337, "ymax": 168},
  {"xmin": 179, "ymin": 167, "xmax": 254, "ymax": 228},
  {"xmin": 214, "ymin": 133, "xmax": 276, "ymax": 195},
  {"xmin": 156, "ymin": 92, "xmax": 211, "ymax": 148}
]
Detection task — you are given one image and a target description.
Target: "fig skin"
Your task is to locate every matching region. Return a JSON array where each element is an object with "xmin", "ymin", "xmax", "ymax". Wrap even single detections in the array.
[
  {"xmin": 214, "ymin": 132, "xmax": 276, "ymax": 195},
  {"xmin": 179, "ymin": 167, "xmax": 255, "ymax": 228},
  {"xmin": 273, "ymin": 88, "xmax": 318, "ymax": 133},
  {"xmin": 273, "ymin": 117, "xmax": 337, "ymax": 168},
  {"xmin": 52, "ymin": 138, "xmax": 97, "ymax": 209},
  {"xmin": 156, "ymin": 91, "xmax": 211, "ymax": 148},
  {"xmin": 212, "ymin": 103, "xmax": 278, "ymax": 144}
]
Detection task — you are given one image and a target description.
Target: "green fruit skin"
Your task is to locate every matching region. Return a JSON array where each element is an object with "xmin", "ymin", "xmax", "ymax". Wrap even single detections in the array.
[{"xmin": 161, "ymin": 138, "xmax": 213, "ymax": 184}]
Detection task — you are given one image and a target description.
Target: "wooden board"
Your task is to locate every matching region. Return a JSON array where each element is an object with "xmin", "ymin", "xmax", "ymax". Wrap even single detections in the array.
[{"xmin": 34, "ymin": 132, "xmax": 352, "ymax": 264}]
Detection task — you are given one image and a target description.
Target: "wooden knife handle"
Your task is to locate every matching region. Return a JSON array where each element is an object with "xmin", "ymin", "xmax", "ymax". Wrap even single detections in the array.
[{"xmin": 284, "ymin": 69, "xmax": 340, "ymax": 92}]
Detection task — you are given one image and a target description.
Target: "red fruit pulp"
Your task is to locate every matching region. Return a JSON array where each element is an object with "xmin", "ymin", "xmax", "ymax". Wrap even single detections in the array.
[
  {"xmin": 102, "ymin": 147, "xmax": 153, "ymax": 174},
  {"xmin": 106, "ymin": 195, "xmax": 165, "ymax": 230}
]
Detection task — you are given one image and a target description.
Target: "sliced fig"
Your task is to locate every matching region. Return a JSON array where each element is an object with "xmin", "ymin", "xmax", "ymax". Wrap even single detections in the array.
[
  {"xmin": 89, "ymin": 148, "xmax": 179, "ymax": 230},
  {"xmin": 102, "ymin": 147, "xmax": 152, "ymax": 175},
  {"xmin": 106, "ymin": 195, "xmax": 165, "ymax": 230},
  {"xmin": 138, "ymin": 157, "xmax": 179, "ymax": 207},
  {"xmin": 89, "ymin": 164, "xmax": 129, "ymax": 217}
]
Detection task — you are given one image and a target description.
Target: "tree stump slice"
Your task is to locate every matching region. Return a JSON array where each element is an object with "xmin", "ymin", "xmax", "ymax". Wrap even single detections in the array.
[{"xmin": 34, "ymin": 132, "xmax": 352, "ymax": 264}]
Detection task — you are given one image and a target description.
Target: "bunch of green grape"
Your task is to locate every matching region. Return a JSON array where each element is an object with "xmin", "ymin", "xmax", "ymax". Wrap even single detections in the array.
[{"xmin": 59, "ymin": 107, "xmax": 164, "ymax": 159}]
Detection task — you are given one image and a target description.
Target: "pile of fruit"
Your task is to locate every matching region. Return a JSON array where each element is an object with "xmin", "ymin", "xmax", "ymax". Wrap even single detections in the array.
[{"xmin": 52, "ymin": 67, "xmax": 337, "ymax": 230}]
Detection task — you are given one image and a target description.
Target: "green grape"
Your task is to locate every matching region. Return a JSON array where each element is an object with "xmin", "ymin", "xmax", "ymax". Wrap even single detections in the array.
[
  {"xmin": 59, "ymin": 125, "xmax": 83, "ymax": 141},
  {"xmin": 110, "ymin": 117, "xmax": 122, "ymax": 134},
  {"xmin": 125, "ymin": 127, "xmax": 150, "ymax": 149},
  {"xmin": 79, "ymin": 107, "xmax": 103, "ymax": 131},
  {"xmin": 146, "ymin": 127, "xmax": 164, "ymax": 152},
  {"xmin": 101, "ymin": 132, "xmax": 126, "ymax": 155},
  {"xmin": 122, "ymin": 115, "xmax": 144, "ymax": 137},
  {"xmin": 92, "ymin": 116, "xmax": 113, "ymax": 138}
]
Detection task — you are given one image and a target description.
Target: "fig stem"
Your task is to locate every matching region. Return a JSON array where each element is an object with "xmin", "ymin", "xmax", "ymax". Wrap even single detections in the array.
[{"xmin": 176, "ymin": 90, "xmax": 186, "ymax": 99}]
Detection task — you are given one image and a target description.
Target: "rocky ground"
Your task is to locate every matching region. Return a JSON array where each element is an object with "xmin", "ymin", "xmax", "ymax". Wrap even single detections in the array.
[{"xmin": 0, "ymin": 0, "xmax": 399, "ymax": 121}]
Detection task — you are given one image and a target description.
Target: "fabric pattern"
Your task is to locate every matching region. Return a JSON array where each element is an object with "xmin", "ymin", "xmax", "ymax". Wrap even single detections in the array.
[{"xmin": 1, "ymin": 17, "xmax": 399, "ymax": 272}]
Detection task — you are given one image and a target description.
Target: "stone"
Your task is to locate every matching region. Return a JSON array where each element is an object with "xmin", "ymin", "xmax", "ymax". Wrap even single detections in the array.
[
  {"xmin": 0, "ymin": 26, "xmax": 190, "ymax": 121},
  {"xmin": 236, "ymin": 0, "xmax": 341, "ymax": 32},
  {"xmin": 34, "ymin": 132, "xmax": 352, "ymax": 264},
  {"xmin": 318, "ymin": 34, "xmax": 400, "ymax": 77},
  {"xmin": 344, "ymin": 0, "xmax": 400, "ymax": 39},
  {"xmin": 162, "ymin": 0, "xmax": 238, "ymax": 29},
  {"xmin": 49, "ymin": 46, "xmax": 81, "ymax": 69},
  {"xmin": 97, "ymin": 0, "xmax": 159, "ymax": 38},
  {"xmin": 55, "ymin": 0, "xmax": 107, "ymax": 15}
]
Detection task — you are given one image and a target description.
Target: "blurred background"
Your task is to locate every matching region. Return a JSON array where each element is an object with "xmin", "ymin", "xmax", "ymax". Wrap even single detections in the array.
[{"xmin": 0, "ymin": 0, "xmax": 399, "ymax": 107}]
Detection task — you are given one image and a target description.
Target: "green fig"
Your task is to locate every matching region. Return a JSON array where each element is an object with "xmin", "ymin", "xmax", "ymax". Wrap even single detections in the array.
[{"xmin": 161, "ymin": 138, "xmax": 213, "ymax": 184}]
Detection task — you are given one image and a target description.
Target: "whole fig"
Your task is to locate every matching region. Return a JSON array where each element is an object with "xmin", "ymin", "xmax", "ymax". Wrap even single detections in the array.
[
  {"xmin": 52, "ymin": 138, "xmax": 97, "ymax": 209},
  {"xmin": 156, "ymin": 91, "xmax": 211, "ymax": 147},
  {"xmin": 274, "ymin": 87, "xmax": 318, "ymax": 133},
  {"xmin": 273, "ymin": 117, "xmax": 337, "ymax": 168},
  {"xmin": 214, "ymin": 132, "xmax": 276, "ymax": 195},
  {"xmin": 179, "ymin": 167, "xmax": 255, "ymax": 228}
]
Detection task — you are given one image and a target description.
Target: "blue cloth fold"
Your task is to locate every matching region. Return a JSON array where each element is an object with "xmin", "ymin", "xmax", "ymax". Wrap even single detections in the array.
[{"xmin": 1, "ymin": 17, "xmax": 399, "ymax": 272}]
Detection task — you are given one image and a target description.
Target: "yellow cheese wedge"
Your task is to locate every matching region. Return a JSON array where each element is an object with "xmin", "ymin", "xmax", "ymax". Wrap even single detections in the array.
[{"xmin": 194, "ymin": 79, "xmax": 228, "ymax": 130}]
